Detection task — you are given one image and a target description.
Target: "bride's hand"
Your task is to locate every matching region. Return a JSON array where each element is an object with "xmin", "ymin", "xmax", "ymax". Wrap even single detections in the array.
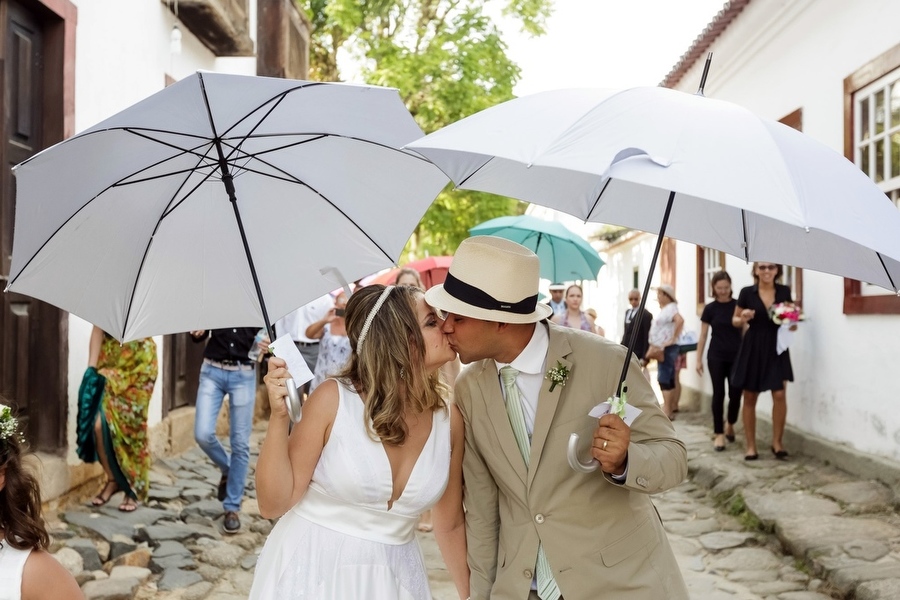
[{"xmin": 263, "ymin": 357, "xmax": 292, "ymax": 420}]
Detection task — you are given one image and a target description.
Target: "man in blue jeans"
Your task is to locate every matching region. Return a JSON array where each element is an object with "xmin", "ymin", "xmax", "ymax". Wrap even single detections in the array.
[{"xmin": 190, "ymin": 327, "xmax": 258, "ymax": 534}]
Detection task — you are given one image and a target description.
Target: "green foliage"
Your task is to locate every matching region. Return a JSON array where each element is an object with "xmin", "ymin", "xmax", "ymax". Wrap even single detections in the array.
[
  {"xmin": 410, "ymin": 190, "xmax": 526, "ymax": 260},
  {"xmin": 296, "ymin": 0, "xmax": 551, "ymax": 257}
]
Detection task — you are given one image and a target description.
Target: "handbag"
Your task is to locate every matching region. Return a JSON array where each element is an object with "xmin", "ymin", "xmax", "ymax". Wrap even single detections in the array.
[{"xmin": 645, "ymin": 344, "xmax": 665, "ymax": 362}]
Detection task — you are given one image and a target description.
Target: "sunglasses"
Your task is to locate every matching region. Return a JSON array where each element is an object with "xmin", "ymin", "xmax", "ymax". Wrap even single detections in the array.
[{"xmin": 757, "ymin": 264, "xmax": 778, "ymax": 271}]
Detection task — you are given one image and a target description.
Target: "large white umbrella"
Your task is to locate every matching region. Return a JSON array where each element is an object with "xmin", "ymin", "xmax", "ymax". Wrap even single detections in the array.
[
  {"xmin": 5, "ymin": 72, "xmax": 447, "ymax": 341},
  {"xmin": 408, "ymin": 86, "xmax": 900, "ymax": 292},
  {"xmin": 407, "ymin": 85, "xmax": 900, "ymax": 471}
]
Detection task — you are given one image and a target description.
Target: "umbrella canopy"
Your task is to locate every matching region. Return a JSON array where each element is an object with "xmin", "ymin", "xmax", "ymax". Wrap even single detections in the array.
[
  {"xmin": 365, "ymin": 255, "xmax": 453, "ymax": 289},
  {"xmin": 469, "ymin": 214, "xmax": 604, "ymax": 282},
  {"xmin": 408, "ymin": 86, "xmax": 900, "ymax": 292},
  {"xmin": 6, "ymin": 72, "xmax": 447, "ymax": 341}
]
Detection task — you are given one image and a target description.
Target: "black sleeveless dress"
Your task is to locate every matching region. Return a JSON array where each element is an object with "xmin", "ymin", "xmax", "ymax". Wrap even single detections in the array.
[{"xmin": 731, "ymin": 284, "xmax": 794, "ymax": 392}]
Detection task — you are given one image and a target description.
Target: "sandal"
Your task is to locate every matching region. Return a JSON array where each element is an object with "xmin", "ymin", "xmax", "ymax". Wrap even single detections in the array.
[
  {"xmin": 118, "ymin": 496, "xmax": 139, "ymax": 512},
  {"xmin": 92, "ymin": 481, "xmax": 119, "ymax": 506}
]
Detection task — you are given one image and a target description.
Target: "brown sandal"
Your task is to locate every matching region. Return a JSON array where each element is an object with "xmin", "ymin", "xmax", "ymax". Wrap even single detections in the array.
[{"xmin": 92, "ymin": 480, "xmax": 119, "ymax": 506}]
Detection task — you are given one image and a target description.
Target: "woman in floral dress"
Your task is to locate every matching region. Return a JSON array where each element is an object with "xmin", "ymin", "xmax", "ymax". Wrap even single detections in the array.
[{"xmin": 79, "ymin": 326, "xmax": 158, "ymax": 511}]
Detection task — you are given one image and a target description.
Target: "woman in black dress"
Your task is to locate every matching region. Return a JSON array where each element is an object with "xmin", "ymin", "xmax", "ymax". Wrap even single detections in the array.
[
  {"xmin": 696, "ymin": 271, "xmax": 742, "ymax": 452},
  {"xmin": 731, "ymin": 263, "xmax": 795, "ymax": 461}
]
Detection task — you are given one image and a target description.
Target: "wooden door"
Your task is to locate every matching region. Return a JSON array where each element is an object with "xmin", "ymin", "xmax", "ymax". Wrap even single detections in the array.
[
  {"xmin": 162, "ymin": 333, "xmax": 205, "ymax": 416},
  {"xmin": 0, "ymin": 0, "xmax": 66, "ymax": 450}
]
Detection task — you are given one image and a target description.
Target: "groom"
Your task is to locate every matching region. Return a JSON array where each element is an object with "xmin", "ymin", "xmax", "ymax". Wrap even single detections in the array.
[{"xmin": 425, "ymin": 236, "xmax": 688, "ymax": 600}]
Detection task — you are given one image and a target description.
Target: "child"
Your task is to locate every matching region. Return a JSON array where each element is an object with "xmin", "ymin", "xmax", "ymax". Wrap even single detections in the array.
[{"xmin": 0, "ymin": 403, "xmax": 83, "ymax": 600}]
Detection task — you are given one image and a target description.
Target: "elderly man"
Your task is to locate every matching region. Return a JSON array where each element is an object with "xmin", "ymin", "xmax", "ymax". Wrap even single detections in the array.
[{"xmin": 425, "ymin": 236, "xmax": 688, "ymax": 600}]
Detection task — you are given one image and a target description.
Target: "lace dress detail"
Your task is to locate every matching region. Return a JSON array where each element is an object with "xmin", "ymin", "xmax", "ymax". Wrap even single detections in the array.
[
  {"xmin": 0, "ymin": 539, "xmax": 31, "ymax": 600},
  {"xmin": 249, "ymin": 380, "xmax": 451, "ymax": 599}
]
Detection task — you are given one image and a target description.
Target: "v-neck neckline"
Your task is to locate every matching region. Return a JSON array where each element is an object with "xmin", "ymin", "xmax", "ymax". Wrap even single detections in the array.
[{"xmin": 379, "ymin": 410, "xmax": 436, "ymax": 512}]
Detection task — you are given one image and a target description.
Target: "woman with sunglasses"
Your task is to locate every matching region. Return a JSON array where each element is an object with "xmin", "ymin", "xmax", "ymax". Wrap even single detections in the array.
[{"xmin": 731, "ymin": 262, "xmax": 795, "ymax": 461}]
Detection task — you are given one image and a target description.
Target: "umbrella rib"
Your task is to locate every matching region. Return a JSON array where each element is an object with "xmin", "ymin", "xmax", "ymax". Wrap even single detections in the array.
[
  {"xmin": 4, "ymin": 147, "xmax": 216, "ymax": 294},
  {"xmin": 876, "ymin": 252, "xmax": 897, "ymax": 291},
  {"xmin": 121, "ymin": 152, "xmax": 216, "ymax": 339},
  {"xmin": 223, "ymin": 152, "xmax": 397, "ymax": 263},
  {"xmin": 457, "ymin": 156, "xmax": 496, "ymax": 189},
  {"xmin": 586, "ymin": 177, "xmax": 614, "ymax": 222}
]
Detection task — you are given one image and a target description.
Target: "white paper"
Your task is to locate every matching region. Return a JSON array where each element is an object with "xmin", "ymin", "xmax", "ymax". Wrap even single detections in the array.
[
  {"xmin": 269, "ymin": 334, "xmax": 314, "ymax": 385},
  {"xmin": 588, "ymin": 401, "xmax": 643, "ymax": 426}
]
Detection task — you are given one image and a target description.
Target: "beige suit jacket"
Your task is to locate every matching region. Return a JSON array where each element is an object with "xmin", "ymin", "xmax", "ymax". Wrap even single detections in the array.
[{"xmin": 457, "ymin": 323, "xmax": 689, "ymax": 599}]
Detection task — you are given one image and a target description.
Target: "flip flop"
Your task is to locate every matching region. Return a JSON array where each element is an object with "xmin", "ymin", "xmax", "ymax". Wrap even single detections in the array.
[{"xmin": 92, "ymin": 481, "xmax": 119, "ymax": 506}]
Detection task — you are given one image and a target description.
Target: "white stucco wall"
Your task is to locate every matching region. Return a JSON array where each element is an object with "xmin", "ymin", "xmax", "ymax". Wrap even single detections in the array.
[
  {"xmin": 63, "ymin": 1, "xmax": 258, "ymax": 464},
  {"xmin": 653, "ymin": 0, "xmax": 900, "ymax": 461}
]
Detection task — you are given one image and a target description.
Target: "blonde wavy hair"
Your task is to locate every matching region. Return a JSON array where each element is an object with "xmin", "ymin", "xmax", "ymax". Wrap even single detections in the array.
[{"xmin": 337, "ymin": 285, "xmax": 447, "ymax": 445}]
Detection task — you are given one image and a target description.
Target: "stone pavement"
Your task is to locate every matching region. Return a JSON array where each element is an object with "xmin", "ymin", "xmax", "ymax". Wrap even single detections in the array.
[{"xmin": 45, "ymin": 412, "xmax": 899, "ymax": 599}]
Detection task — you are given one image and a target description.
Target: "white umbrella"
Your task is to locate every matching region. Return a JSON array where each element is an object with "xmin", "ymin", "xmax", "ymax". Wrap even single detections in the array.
[
  {"xmin": 408, "ymin": 86, "xmax": 900, "ymax": 292},
  {"xmin": 407, "ymin": 85, "xmax": 900, "ymax": 471},
  {"xmin": 5, "ymin": 72, "xmax": 447, "ymax": 341}
]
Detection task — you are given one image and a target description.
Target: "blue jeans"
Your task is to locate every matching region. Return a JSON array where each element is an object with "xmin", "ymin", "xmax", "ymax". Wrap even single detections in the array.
[{"xmin": 194, "ymin": 363, "xmax": 256, "ymax": 512}]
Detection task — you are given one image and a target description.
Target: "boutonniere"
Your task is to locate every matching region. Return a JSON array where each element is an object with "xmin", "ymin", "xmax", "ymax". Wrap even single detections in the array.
[{"xmin": 545, "ymin": 361, "xmax": 570, "ymax": 392}]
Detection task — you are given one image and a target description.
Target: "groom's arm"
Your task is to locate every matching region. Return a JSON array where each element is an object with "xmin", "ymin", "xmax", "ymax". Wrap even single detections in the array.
[{"xmin": 456, "ymin": 382, "xmax": 500, "ymax": 600}]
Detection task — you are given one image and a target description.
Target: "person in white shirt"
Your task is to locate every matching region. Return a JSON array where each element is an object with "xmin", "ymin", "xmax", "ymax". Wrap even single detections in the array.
[{"xmin": 274, "ymin": 293, "xmax": 333, "ymax": 397}]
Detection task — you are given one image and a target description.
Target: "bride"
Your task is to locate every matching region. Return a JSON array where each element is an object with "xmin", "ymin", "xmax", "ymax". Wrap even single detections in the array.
[{"xmin": 249, "ymin": 284, "xmax": 468, "ymax": 599}]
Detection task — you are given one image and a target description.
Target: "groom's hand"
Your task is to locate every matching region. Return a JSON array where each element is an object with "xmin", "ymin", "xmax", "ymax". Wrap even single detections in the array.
[{"xmin": 591, "ymin": 414, "xmax": 630, "ymax": 476}]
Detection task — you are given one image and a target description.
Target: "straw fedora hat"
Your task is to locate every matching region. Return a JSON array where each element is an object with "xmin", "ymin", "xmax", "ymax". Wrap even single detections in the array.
[
  {"xmin": 425, "ymin": 236, "xmax": 552, "ymax": 324},
  {"xmin": 654, "ymin": 284, "xmax": 678, "ymax": 304}
]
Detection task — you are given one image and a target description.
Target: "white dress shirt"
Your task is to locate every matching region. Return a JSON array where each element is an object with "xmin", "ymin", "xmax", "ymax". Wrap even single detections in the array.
[
  {"xmin": 493, "ymin": 323, "xmax": 549, "ymax": 436},
  {"xmin": 276, "ymin": 294, "xmax": 333, "ymax": 343}
]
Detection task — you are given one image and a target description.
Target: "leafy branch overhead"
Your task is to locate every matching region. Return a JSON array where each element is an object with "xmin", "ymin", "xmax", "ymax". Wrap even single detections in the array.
[{"xmin": 297, "ymin": 0, "xmax": 552, "ymax": 258}]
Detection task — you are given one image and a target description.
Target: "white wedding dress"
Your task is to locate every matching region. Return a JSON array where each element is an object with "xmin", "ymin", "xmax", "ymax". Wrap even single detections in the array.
[{"xmin": 249, "ymin": 380, "xmax": 451, "ymax": 599}]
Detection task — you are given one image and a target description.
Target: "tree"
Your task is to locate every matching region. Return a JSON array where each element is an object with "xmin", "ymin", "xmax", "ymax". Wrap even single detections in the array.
[{"xmin": 298, "ymin": 0, "xmax": 552, "ymax": 259}]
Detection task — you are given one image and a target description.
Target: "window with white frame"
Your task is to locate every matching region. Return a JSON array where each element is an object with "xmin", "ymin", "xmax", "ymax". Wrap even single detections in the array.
[
  {"xmin": 855, "ymin": 72, "xmax": 900, "ymax": 205},
  {"xmin": 854, "ymin": 70, "xmax": 900, "ymax": 295},
  {"xmin": 695, "ymin": 247, "xmax": 725, "ymax": 310}
]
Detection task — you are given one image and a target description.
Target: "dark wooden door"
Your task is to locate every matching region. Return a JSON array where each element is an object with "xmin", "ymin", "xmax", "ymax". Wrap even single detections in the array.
[
  {"xmin": 162, "ymin": 333, "xmax": 205, "ymax": 416},
  {"xmin": 0, "ymin": 0, "xmax": 66, "ymax": 450}
]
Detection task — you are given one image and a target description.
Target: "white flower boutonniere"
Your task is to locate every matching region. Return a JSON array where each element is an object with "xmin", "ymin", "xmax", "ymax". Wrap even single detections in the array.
[{"xmin": 545, "ymin": 361, "xmax": 570, "ymax": 392}]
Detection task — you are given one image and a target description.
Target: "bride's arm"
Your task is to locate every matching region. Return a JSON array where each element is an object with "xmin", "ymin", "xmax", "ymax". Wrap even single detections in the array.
[
  {"xmin": 433, "ymin": 404, "xmax": 470, "ymax": 600},
  {"xmin": 256, "ymin": 359, "xmax": 337, "ymax": 518}
]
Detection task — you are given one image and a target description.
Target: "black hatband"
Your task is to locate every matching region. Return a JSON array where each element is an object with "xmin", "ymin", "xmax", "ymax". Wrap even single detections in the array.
[{"xmin": 443, "ymin": 272, "xmax": 538, "ymax": 315}]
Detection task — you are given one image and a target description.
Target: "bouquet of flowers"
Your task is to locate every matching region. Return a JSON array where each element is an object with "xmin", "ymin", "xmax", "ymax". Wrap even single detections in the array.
[
  {"xmin": 769, "ymin": 302, "xmax": 804, "ymax": 355},
  {"xmin": 769, "ymin": 302, "xmax": 805, "ymax": 325}
]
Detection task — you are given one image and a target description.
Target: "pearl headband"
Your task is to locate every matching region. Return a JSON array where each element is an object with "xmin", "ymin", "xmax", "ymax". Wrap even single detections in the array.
[{"xmin": 357, "ymin": 286, "xmax": 395, "ymax": 352}]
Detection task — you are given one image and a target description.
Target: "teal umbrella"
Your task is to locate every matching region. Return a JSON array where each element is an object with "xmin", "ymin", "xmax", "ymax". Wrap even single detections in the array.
[{"xmin": 469, "ymin": 215, "xmax": 604, "ymax": 282}]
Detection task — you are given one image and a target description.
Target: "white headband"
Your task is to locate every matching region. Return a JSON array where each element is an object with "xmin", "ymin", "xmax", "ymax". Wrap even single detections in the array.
[{"xmin": 357, "ymin": 286, "xmax": 395, "ymax": 352}]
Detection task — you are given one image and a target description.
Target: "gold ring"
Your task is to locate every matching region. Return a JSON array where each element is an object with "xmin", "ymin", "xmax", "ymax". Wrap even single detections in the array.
[{"xmin": 602, "ymin": 439, "xmax": 608, "ymax": 451}]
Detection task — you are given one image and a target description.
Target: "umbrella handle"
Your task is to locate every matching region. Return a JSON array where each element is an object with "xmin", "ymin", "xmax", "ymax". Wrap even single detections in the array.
[
  {"xmin": 285, "ymin": 378, "xmax": 303, "ymax": 423},
  {"xmin": 567, "ymin": 432, "xmax": 599, "ymax": 473}
]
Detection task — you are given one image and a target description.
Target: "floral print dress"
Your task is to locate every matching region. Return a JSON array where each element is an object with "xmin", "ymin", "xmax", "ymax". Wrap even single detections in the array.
[{"xmin": 98, "ymin": 335, "xmax": 158, "ymax": 501}]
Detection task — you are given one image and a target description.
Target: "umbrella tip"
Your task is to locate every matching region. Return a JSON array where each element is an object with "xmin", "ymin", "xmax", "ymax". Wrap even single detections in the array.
[{"xmin": 696, "ymin": 52, "xmax": 714, "ymax": 97}]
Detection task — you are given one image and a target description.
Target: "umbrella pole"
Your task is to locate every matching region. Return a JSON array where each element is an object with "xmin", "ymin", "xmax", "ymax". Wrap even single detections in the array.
[
  {"xmin": 616, "ymin": 190, "xmax": 676, "ymax": 399},
  {"xmin": 567, "ymin": 190, "xmax": 676, "ymax": 473},
  {"xmin": 214, "ymin": 140, "xmax": 276, "ymax": 342}
]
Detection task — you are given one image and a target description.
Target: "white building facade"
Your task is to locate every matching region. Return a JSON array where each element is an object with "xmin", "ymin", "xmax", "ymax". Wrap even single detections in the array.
[{"xmin": 598, "ymin": 0, "xmax": 900, "ymax": 466}]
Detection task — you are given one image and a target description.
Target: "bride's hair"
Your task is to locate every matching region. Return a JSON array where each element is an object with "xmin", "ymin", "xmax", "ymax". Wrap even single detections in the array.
[
  {"xmin": 0, "ymin": 401, "xmax": 49, "ymax": 551},
  {"xmin": 337, "ymin": 285, "xmax": 447, "ymax": 445}
]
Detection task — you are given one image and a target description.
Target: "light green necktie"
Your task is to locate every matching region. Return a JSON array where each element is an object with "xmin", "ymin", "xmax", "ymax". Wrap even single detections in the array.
[{"xmin": 499, "ymin": 366, "xmax": 561, "ymax": 600}]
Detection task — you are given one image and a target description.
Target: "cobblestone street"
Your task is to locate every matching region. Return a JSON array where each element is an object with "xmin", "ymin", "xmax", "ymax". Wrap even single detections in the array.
[{"xmin": 47, "ymin": 412, "xmax": 899, "ymax": 599}]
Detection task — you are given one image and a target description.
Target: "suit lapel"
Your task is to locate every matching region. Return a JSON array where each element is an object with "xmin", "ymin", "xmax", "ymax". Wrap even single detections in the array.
[
  {"xmin": 476, "ymin": 363, "xmax": 528, "ymax": 485},
  {"xmin": 527, "ymin": 325, "xmax": 573, "ymax": 487}
]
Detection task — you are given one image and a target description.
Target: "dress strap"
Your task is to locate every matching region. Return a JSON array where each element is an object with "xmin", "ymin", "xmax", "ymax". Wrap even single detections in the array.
[{"xmin": 0, "ymin": 540, "xmax": 32, "ymax": 600}]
